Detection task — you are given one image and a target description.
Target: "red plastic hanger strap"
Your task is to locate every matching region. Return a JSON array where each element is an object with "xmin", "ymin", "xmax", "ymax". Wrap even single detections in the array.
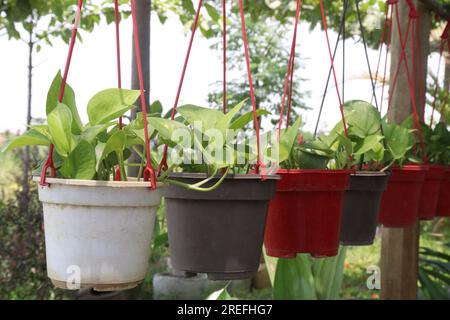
[
  {"xmin": 40, "ymin": 0, "xmax": 83, "ymax": 186},
  {"xmin": 131, "ymin": 0, "xmax": 156, "ymax": 189},
  {"xmin": 222, "ymin": 0, "xmax": 227, "ymax": 114},
  {"xmin": 114, "ymin": 0, "xmax": 123, "ymax": 181},
  {"xmin": 157, "ymin": 0, "xmax": 203, "ymax": 176},
  {"xmin": 277, "ymin": 0, "xmax": 301, "ymax": 138},
  {"xmin": 238, "ymin": 0, "xmax": 265, "ymax": 177}
]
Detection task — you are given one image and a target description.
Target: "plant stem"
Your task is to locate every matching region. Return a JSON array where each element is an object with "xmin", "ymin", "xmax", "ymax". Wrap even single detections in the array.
[
  {"xmin": 380, "ymin": 159, "xmax": 395, "ymax": 172},
  {"xmin": 166, "ymin": 167, "xmax": 230, "ymax": 192},
  {"xmin": 358, "ymin": 154, "xmax": 364, "ymax": 171},
  {"xmin": 137, "ymin": 152, "xmax": 145, "ymax": 182},
  {"xmin": 118, "ymin": 153, "xmax": 128, "ymax": 181}
]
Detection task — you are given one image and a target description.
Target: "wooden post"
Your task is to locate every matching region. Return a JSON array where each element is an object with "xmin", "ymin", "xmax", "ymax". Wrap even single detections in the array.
[
  {"xmin": 380, "ymin": 0, "xmax": 431, "ymax": 300},
  {"xmin": 129, "ymin": 0, "xmax": 151, "ymax": 176}
]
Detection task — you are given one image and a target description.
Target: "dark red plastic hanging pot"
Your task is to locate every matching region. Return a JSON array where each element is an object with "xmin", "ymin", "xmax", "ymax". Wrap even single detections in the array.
[
  {"xmin": 165, "ymin": 173, "xmax": 278, "ymax": 280},
  {"xmin": 436, "ymin": 167, "xmax": 450, "ymax": 217},
  {"xmin": 418, "ymin": 165, "xmax": 446, "ymax": 220},
  {"xmin": 379, "ymin": 165, "xmax": 427, "ymax": 227},
  {"xmin": 340, "ymin": 171, "xmax": 390, "ymax": 246},
  {"xmin": 264, "ymin": 169, "xmax": 353, "ymax": 259}
]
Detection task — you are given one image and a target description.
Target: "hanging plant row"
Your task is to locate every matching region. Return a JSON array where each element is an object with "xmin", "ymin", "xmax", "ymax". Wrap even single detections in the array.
[{"xmin": 1, "ymin": 0, "xmax": 450, "ymax": 292}]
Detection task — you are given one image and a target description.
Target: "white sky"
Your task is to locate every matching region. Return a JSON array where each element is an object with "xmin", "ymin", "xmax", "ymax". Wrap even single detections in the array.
[{"xmin": 0, "ymin": 11, "xmax": 442, "ymax": 135}]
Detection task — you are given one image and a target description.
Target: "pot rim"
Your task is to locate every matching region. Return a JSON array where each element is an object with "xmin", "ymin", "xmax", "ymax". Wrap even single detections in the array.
[
  {"xmin": 32, "ymin": 176, "xmax": 166, "ymax": 188},
  {"xmin": 392, "ymin": 164, "xmax": 429, "ymax": 172},
  {"xmin": 350, "ymin": 171, "xmax": 390, "ymax": 177},
  {"xmin": 168, "ymin": 172, "xmax": 280, "ymax": 180},
  {"xmin": 426, "ymin": 164, "xmax": 447, "ymax": 171},
  {"xmin": 277, "ymin": 169, "xmax": 355, "ymax": 174}
]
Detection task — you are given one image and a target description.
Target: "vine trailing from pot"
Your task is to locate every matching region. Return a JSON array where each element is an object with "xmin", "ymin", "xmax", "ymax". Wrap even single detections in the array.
[{"xmin": 1, "ymin": 0, "xmax": 167, "ymax": 291}]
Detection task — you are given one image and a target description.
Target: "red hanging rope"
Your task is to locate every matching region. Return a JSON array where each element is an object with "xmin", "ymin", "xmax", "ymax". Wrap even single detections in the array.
[
  {"xmin": 40, "ymin": 0, "xmax": 83, "ymax": 186},
  {"xmin": 238, "ymin": 0, "xmax": 265, "ymax": 176},
  {"xmin": 157, "ymin": 0, "xmax": 203, "ymax": 175},
  {"xmin": 388, "ymin": 2, "xmax": 426, "ymax": 162},
  {"xmin": 378, "ymin": 2, "xmax": 393, "ymax": 114},
  {"xmin": 430, "ymin": 21, "xmax": 450, "ymax": 126},
  {"xmin": 387, "ymin": 13, "xmax": 411, "ymax": 110},
  {"xmin": 277, "ymin": 0, "xmax": 301, "ymax": 138},
  {"xmin": 222, "ymin": 0, "xmax": 227, "ymax": 114},
  {"xmin": 114, "ymin": 0, "xmax": 123, "ymax": 121},
  {"xmin": 158, "ymin": 0, "xmax": 264, "ymax": 177},
  {"xmin": 319, "ymin": 0, "xmax": 348, "ymax": 137},
  {"xmin": 415, "ymin": 15, "xmax": 426, "ymax": 118},
  {"xmin": 114, "ymin": 0, "xmax": 123, "ymax": 181},
  {"xmin": 285, "ymin": 47, "xmax": 296, "ymax": 129},
  {"xmin": 285, "ymin": 0, "xmax": 302, "ymax": 130},
  {"xmin": 130, "ymin": 0, "xmax": 156, "ymax": 189}
]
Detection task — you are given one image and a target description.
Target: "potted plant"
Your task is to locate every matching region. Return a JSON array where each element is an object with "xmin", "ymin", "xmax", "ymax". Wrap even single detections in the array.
[
  {"xmin": 264, "ymin": 108, "xmax": 354, "ymax": 258},
  {"xmin": 378, "ymin": 117, "xmax": 427, "ymax": 228},
  {"xmin": 149, "ymin": 101, "xmax": 279, "ymax": 280},
  {"xmin": 2, "ymin": 72, "xmax": 165, "ymax": 291},
  {"xmin": 337, "ymin": 101, "xmax": 390, "ymax": 246},
  {"xmin": 408, "ymin": 121, "xmax": 450, "ymax": 219},
  {"xmin": 265, "ymin": 100, "xmax": 417, "ymax": 255}
]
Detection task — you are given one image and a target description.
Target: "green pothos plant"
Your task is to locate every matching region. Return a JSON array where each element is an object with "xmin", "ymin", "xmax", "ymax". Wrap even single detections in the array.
[
  {"xmin": 2, "ymin": 71, "xmax": 161, "ymax": 181},
  {"xmin": 280, "ymin": 100, "xmax": 415, "ymax": 171},
  {"xmin": 401, "ymin": 115, "xmax": 450, "ymax": 166},
  {"xmin": 147, "ymin": 101, "xmax": 272, "ymax": 191},
  {"xmin": 264, "ymin": 100, "xmax": 415, "ymax": 301}
]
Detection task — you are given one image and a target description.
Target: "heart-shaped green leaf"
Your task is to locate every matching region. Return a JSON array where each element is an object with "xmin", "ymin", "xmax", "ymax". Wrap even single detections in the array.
[
  {"xmin": 47, "ymin": 102, "xmax": 73, "ymax": 156},
  {"xmin": 177, "ymin": 104, "xmax": 224, "ymax": 131},
  {"xmin": 46, "ymin": 70, "xmax": 83, "ymax": 134},
  {"xmin": 344, "ymin": 100, "xmax": 381, "ymax": 138},
  {"xmin": 59, "ymin": 140, "xmax": 96, "ymax": 180},
  {"xmin": 87, "ymin": 88, "xmax": 140, "ymax": 125},
  {"xmin": 1, "ymin": 129, "xmax": 50, "ymax": 152}
]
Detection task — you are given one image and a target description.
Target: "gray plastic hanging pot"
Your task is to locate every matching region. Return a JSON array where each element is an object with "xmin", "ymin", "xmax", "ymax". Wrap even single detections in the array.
[
  {"xmin": 165, "ymin": 173, "xmax": 278, "ymax": 280},
  {"xmin": 340, "ymin": 171, "xmax": 390, "ymax": 246}
]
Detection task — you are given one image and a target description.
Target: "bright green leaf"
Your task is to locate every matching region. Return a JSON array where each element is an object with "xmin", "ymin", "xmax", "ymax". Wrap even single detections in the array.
[
  {"xmin": 47, "ymin": 103, "xmax": 73, "ymax": 156},
  {"xmin": 87, "ymin": 88, "xmax": 140, "ymax": 125},
  {"xmin": 46, "ymin": 70, "xmax": 82, "ymax": 134},
  {"xmin": 59, "ymin": 140, "xmax": 96, "ymax": 179}
]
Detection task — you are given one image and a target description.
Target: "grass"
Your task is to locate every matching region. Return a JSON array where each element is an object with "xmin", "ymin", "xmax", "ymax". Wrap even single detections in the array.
[{"xmin": 341, "ymin": 220, "xmax": 450, "ymax": 300}]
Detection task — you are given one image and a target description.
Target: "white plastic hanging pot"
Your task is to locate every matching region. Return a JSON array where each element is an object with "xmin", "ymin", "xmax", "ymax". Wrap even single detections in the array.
[{"xmin": 34, "ymin": 177, "xmax": 164, "ymax": 291}]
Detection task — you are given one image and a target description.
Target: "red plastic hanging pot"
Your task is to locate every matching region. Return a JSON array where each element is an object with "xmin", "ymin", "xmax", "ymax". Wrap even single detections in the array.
[
  {"xmin": 379, "ymin": 165, "xmax": 427, "ymax": 227},
  {"xmin": 264, "ymin": 169, "xmax": 353, "ymax": 259},
  {"xmin": 436, "ymin": 167, "xmax": 450, "ymax": 217},
  {"xmin": 418, "ymin": 165, "xmax": 446, "ymax": 220}
]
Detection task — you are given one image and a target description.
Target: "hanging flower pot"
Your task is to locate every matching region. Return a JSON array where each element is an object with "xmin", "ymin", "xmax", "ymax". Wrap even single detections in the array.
[
  {"xmin": 165, "ymin": 173, "xmax": 278, "ymax": 280},
  {"xmin": 379, "ymin": 165, "xmax": 428, "ymax": 227},
  {"xmin": 339, "ymin": 171, "xmax": 390, "ymax": 246},
  {"xmin": 2, "ymin": 1, "xmax": 164, "ymax": 290},
  {"xmin": 436, "ymin": 167, "xmax": 450, "ymax": 217},
  {"xmin": 35, "ymin": 178, "xmax": 164, "ymax": 291},
  {"xmin": 418, "ymin": 165, "xmax": 447, "ymax": 220},
  {"xmin": 264, "ymin": 169, "xmax": 352, "ymax": 259}
]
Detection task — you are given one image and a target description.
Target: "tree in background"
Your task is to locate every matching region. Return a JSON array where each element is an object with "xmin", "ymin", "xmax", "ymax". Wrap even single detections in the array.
[
  {"xmin": 207, "ymin": 12, "xmax": 307, "ymax": 125},
  {"xmin": 153, "ymin": 0, "xmax": 387, "ymax": 125}
]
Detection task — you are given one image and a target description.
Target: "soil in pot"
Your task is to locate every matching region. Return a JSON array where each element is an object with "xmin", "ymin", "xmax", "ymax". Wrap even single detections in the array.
[
  {"xmin": 264, "ymin": 169, "xmax": 353, "ymax": 259},
  {"xmin": 165, "ymin": 173, "xmax": 278, "ymax": 280},
  {"xmin": 378, "ymin": 165, "xmax": 427, "ymax": 228},
  {"xmin": 34, "ymin": 177, "xmax": 164, "ymax": 291},
  {"xmin": 436, "ymin": 167, "xmax": 450, "ymax": 217},
  {"xmin": 339, "ymin": 171, "xmax": 390, "ymax": 246},
  {"xmin": 418, "ymin": 165, "xmax": 446, "ymax": 220}
]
